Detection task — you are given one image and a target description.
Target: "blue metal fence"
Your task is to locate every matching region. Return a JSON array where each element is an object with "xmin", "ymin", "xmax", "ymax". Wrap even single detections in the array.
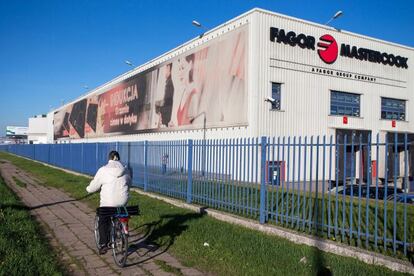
[{"xmin": 0, "ymin": 133, "xmax": 413, "ymax": 258}]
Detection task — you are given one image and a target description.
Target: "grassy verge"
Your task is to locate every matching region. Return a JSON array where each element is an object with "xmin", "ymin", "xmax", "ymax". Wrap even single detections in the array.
[
  {"xmin": 0, "ymin": 174, "xmax": 64, "ymax": 275},
  {"xmin": 134, "ymin": 174, "xmax": 414, "ymax": 260},
  {"xmin": 0, "ymin": 152, "xmax": 409, "ymax": 275},
  {"xmin": 139, "ymin": 172, "xmax": 414, "ymax": 262}
]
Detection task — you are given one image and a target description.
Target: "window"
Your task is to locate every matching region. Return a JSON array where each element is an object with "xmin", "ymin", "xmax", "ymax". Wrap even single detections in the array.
[
  {"xmin": 381, "ymin": 97, "xmax": 406, "ymax": 121},
  {"xmin": 330, "ymin": 91, "xmax": 360, "ymax": 117},
  {"xmin": 271, "ymin": 82, "xmax": 281, "ymax": 110}
]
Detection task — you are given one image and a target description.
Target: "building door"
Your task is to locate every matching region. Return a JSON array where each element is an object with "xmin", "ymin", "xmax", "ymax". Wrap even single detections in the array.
[
  {"xmin": 386, "ymin": 133, "xmax": 414, "ymax": 189},
  {"xmin": 336, "ymin": 129, "xmax": 372, "ymax": 185}
]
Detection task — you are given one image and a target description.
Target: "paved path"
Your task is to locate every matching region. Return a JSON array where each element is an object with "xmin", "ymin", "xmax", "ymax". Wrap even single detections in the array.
[{"xmin": 0, "ymin": 160, "xmax": 205, "ymax": 276}]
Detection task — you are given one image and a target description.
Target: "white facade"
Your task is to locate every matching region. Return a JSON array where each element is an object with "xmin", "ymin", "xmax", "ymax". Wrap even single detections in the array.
[
  {"xmin": 46, "ymin": 112, "xmax": 55, "ymax": 143},
  {"xmin": 41, "ymin": 8, "xmax": 414, "ymax": 185},
  {"xmin": 255, "ymin": 10, "xmax": 412, "ymax": 139},
  {"xmin": 28, "ymin": 115, "xmax": 48, "ymax": 144},
  {"xmin": 48, "ymin": 8, "xmax": 413, "ymax": 143}
]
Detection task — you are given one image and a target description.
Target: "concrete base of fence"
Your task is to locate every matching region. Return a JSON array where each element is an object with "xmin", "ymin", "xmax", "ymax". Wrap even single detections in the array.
[
  {"xmin": 132, "ymin": 188, "xmax": 414, "ymax": 275},
  {"xmin": 4, "ymin": 153, "xmax": 414, "ymax": 274}
]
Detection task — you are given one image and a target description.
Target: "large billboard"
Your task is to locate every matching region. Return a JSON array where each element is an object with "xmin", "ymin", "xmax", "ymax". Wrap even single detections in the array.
[
  {"xmin": 54, "ymin": 26, "xmax": 247, "ymax": 140},
  {"xmin": 6, "ymin": 126, "xmax": 28, "ymax": 137}
]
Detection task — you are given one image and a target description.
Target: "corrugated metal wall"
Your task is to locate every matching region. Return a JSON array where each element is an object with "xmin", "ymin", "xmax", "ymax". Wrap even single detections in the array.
[
  {"xmin": 255, "ymin": 10, "xmax": 413, "ymax": 138},
  {"xmin": 48, "ymin": 9, "xmax": 413, "ymax": 144}
]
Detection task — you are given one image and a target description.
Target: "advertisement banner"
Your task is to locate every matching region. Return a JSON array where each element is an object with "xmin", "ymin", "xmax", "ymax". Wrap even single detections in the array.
[{"xmin": 54, "ymin": 25, "xmax": 247, "ymax": 140}]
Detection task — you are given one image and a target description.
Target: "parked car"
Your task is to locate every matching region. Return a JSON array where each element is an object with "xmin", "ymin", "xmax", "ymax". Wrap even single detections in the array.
[
  {"xmin": 386, "ymin": 193, "xmax": 414, "ymax": 204},
  {"xmin": 328, "ymin": 184, "xmax": 403, "ymax": 200}
]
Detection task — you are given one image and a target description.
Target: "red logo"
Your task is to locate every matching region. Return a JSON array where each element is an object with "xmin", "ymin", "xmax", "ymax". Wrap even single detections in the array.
[{"xmin": 317, "ymin": 34, "xmax": 338, "ymax": 64}]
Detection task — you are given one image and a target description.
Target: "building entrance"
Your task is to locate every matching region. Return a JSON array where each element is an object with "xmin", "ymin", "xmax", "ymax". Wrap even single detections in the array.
[
  {"xmin": 336, "ymin": 129, "xmax": 372, "ymax": 185},
  {"xmin": 386, "ymin": 133, "xmax": 414, "ymax": 191}
]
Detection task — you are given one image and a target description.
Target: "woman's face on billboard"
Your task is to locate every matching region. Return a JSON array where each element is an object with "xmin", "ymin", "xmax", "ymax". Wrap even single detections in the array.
[{"xmin": 177, "ymin": 58, "xmax": 190, "ymax": 84}]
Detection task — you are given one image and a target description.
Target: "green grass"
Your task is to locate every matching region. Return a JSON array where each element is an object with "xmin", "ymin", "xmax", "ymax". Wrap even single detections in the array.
[
  {"xmin": 0, "ymin": 152, "xmax": 410, "ymax": 275},
  {"xmin": 263, "ymin": 187, "xmax": 414, "ymax": 260},
  {"xmin": 0, "ymin": 174, "xmax": 64, "ymax": 276},
  {"xmin": 143, "ymin": 173, "xmax": 414, "ymax": 261},
  {"xmin": 12, "ymin": 176, "xmax": 26, "ymax": 188}
]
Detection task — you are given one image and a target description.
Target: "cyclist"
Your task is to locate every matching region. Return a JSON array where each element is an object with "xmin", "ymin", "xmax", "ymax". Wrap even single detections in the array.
[{"xmin": 86, "ymin": 150, "xmax": 131, "ymax": 254}]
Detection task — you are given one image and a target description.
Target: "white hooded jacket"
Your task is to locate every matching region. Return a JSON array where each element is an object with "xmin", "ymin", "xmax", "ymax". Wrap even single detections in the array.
[{"xmin": 86, "ymin": 160, "xmax": 131, "ymax": 207}]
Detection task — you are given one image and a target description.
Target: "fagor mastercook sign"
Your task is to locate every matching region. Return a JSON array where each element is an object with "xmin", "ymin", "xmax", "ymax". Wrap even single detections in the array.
[{"xmin": 270, "ymin": 27, "xmax": 409, "ymax": 68}]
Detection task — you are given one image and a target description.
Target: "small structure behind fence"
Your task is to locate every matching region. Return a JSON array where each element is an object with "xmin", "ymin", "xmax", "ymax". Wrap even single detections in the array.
[{"xmin": 1, "ymin": 133, "xmax": 413, "ymax": 259}]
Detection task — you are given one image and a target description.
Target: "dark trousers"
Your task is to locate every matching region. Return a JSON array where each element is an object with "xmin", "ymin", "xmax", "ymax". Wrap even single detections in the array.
[{"xmin": 98, "ymin": 215, "xmax": 111, "ymax": 246}]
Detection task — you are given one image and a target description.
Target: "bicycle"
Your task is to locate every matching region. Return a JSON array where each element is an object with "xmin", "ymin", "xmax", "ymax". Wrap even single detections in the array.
[{"xmin": 94, "ymin": 206, "xmax": 139, "ymax": 267}]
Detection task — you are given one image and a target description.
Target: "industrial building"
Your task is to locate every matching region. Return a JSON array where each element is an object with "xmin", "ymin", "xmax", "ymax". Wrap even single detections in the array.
[
  {"xmin": 27, "ymin": 115, "xmax": 48, "ymax": 144},
  {"xmin": 45, "ymin": 8, "xmax": 413, "ymax": 184},
  {"xmin": 4, "ymin": 126, "xmax": 28, "ymax": 144}
]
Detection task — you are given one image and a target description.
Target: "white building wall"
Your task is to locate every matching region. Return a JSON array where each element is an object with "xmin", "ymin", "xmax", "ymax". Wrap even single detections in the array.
[
  {"xmin": 46, "ymin": 112, "xmax": 54, "ymax": 143},
  {"xmin": 43, "ymin": 8, "xmax": 413, "ymax": 185},
  {"xmin": 254, "ymin": 9, "xmax": 413, "ymax": 182},
  {"xmin": 28, "ymin": 116, "xmax": 48, "ymax": 144},
  {"xmin": 48, "ymin": 9, "xmax": 413, "ymax": 144},
  {"xmin": 27, "ymin": 135, "xmax": 48, "ymax": 144},
  {"xmin": 255, "ymin": 9, "xmax": 413, "ymax": 138}
]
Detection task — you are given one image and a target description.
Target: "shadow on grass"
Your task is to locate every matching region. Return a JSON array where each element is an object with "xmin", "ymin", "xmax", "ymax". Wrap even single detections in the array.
[
  {"xmin": 125, "ymin": 212, "xmax": 206, "ymax": 267},
  {"xmin": 309, "ymin": 203, "xmax": 332, "ymax": 276},
  {"xmin": 0, "ymin": 203, "xmax": 30, "ymax": 211},
  {"xmin": 310, "ymin": 246, "xmax": 332, "ymax": 276}
]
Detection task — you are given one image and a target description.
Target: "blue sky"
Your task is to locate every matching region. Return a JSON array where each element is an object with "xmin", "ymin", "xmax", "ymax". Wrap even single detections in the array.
[{"xmin": 0, "ymin": 0, "xmax": 413, "ymax": 136}]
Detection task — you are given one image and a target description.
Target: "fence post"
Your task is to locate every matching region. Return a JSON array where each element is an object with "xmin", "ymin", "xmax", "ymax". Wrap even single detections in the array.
[
  {"xmin": 127, "ymin": 142, "xmax": 131, "ymax": 168},
  {"xmin": 260, "ymin": 136, "xmax": 267, "ymax": 224},
  {"xmin": 48, "ymin": 144, "xmax": 51, "ymax": 164},
  {"xmin": 81, "ymin": 143, "xmax": 84, "ymax": 173},
  {"xmin": 187, "ymin": 139, "xmax": 193, "ymax": 204},
  {"xmin": 96, "ymin": 143, "xmax": 99, "ymax": 173},
  {"xmin": 61, "ymin": 143, "xmax": 64, "ymax": 167},
  {"xmin": 144, "ymin": 140, "xmax": 148, "ymax": 192},
  {"xmin": 69, "ymin": 143, "xmax": 72, "ymax": 170}
]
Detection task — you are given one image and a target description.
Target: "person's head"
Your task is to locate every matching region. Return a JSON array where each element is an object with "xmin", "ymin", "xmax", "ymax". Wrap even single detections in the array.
[
  {"xmin": 165, "ymin": 63, "xmax": 172, "ymax": 79},
  {"xmin": 177, "ymin": 54, "xmax": 195, "ymax": 84},
  {"xmin": 108, "ymin": 150, "xmax": 120, "ymax": 161},
  {"xmin": 185, "ymin": 54, "xmax": 195, "ymax": 83}
]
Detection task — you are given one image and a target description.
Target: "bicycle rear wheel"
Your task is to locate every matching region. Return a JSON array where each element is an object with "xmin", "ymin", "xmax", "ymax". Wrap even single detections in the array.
[
  {"xmin": 94, "ymin": 215, "xmax": 100, "ymax": 250},
  {"xmin": 111, "ymin": 219, "xmax": 128, "ymax": 267}
]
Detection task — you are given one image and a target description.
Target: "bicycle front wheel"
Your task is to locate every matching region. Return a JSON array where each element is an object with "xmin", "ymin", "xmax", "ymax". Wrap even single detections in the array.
[
  {"xmin": 94, "ymin": 215, "xmax": 100, "ymax": 250},
  {"xmin": 111, "ymin": 219, "xmax": 128, "ymax": 267}
]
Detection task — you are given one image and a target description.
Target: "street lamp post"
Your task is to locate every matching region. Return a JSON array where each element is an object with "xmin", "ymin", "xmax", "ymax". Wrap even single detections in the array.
[
  {"xmin": 125, "ymin": 60, "xmax": 134, "ymax": 67},
  {"xmin": 325, "ymin": 10, "xmax": 343, "ymax": 26},
  {"xmin": 190, "ymin": 112, "xmax": 207, "ymax": 177},
  {"xmin": 192, "ymin": 20, "xmax": 209, "ymax": 38}
]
